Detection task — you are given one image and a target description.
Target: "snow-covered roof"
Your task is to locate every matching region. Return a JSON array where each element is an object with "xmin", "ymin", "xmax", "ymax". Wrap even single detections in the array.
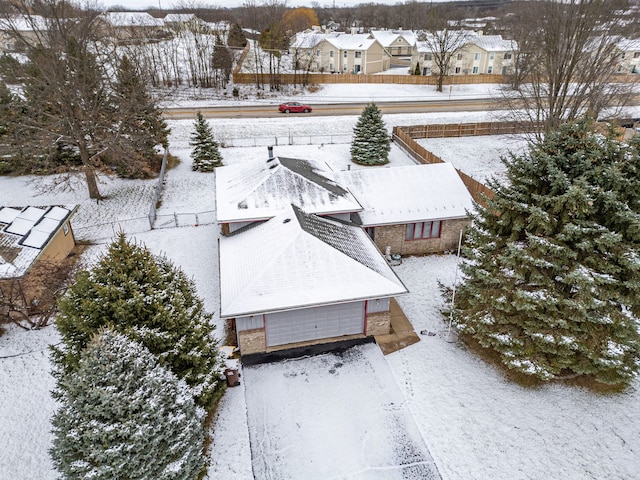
[
  {"xmin": 469, "ymin": 35, "xmax": 517, "ymax": 52},
  {"xmin": 0, "ymin": 205, "xmax": 76, "ymax": 278},
  {"xmin": 215, "ymin": 156, "xmax": 362, "ymax": 223},
  {"xmin": 0, "ymin": 15, "xmax": 48, "ymax": 32},
  {"xmin": 616, "ymin": 37, "xmax": 640, "ymax": 52},
  {"xmin": 370, "ymin": 30, "xmax": 417, "ymax": 48},
  {"xmin": 219, "ymin": 205, "xmax": 407, "ymax": 318},
  {"xmin": 291, "ymin": 31, "xmax": 379, "ymax": 51},
  {"xmin": 163, "ymin": 13, "xmax": 197, "ymax": 23},
  {"xmin": 100, "ymin": 12, "xmax": 164, "ymax": 28},
  {"xmin": 335, "ymin": 163, "xmax": 474, "ymax": 226}
]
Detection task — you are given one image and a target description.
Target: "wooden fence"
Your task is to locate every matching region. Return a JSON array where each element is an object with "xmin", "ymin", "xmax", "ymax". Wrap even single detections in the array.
[
  {"xmin": 392, "ymin": 123, "xmax": 505, "ymax": 205},
  {"xmin": 232, "ymin": 71, "xmax": 508, "ymax": 86}
]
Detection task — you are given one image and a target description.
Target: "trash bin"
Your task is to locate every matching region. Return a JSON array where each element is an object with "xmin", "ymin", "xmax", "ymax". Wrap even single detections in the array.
[{"xmin": 224, "ymin": 368, "xmax": 240, "ymax": 387}]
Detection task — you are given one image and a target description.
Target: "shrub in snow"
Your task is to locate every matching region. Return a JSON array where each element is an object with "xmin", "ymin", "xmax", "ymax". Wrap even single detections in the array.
[
  {"xmin": 50, "ymin": 329, "xmax": 206, "ymax": 480},
  {"xmin": 190, "ymin": 111, "xmax": 223, "ymax": 172},
  {"xmin": 54, "ymin": 232, "xmax": 223, "ymax": 407},
  {"xmin": 350, "ymin": 102, "xmax": 390, "ymax": 166},
  {"xmin": 452, "ymin": 119, "xmax": 640, "ymax": 386}
]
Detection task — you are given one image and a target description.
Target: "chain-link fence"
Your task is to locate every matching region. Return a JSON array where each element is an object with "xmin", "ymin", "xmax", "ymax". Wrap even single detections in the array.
[
  {"xmin": 220, "ymin": 133, "xmax": 352, "ymax": 148},
  {"xmin": 153, "ymin": 210, "xmax": 216, "ymax": 229}
]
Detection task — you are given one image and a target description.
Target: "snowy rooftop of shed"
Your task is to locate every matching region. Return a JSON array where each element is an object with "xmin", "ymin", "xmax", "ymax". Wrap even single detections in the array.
[
  {"xmin": 335, "ymin": 163, "xmax": 474, "ymax": 226},
  {"xmin": 219, "ymin": 205, "xmax": 407, "ymax": 318},
  {"xmin": 0, "ymin": 205, "xmax": 75, "ymax": 278},
  {"xmin": 215, "ymin": 156, "xmax": 362, "ymax": 223}
]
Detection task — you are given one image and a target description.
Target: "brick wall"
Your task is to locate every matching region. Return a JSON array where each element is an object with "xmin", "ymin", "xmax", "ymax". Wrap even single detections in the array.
[
  {"xmin": 373, "ymin": 218, "xmax": 469, "ymax": 255},
  {"xmin": 238, "ymin": 328, "xmax": 266, "ymax": 355},
  {"xmin": 366, "ymin": 311, "xmax": 391, "ymax": 335}
]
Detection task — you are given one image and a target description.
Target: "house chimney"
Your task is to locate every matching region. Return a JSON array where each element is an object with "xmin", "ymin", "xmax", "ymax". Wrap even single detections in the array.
[{"xmin": 268, "ymin": 145, "xmax": 274, "ymax": 159}]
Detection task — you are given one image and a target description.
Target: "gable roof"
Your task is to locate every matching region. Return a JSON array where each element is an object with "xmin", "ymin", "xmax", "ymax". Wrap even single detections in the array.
[
  {"xmin": 291, "ymin": 31, "xmax": 380, "ymax": 51},
  {"xmin": 370, "ymin": 29, "xmax": 417, "ymax": 48},
  {"xmin": 468, "ymin": 34, "xmax": 516, "ymax": 52},
  {"xmin": 0, "ymin": 205, "xmax": 76, "ymax": 278},
  {"xmin": 215, "ymin": 156, "xmax": 362, "ymax": 223},
  {"xmin": 335, "ymin": 163, "xmax": 474, "ymax": 226},
  {"xmin": 219, "ymin": 205, "xmax": 407, "ymax": 318}
]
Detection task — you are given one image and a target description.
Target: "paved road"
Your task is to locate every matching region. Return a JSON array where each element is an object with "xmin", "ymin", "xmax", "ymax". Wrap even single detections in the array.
[{"xmin": 162, "ymin": 98, "xmax": 505, "ymax": 119}]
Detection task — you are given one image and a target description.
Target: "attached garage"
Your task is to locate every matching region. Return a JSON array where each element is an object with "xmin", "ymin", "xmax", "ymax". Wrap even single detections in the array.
[{"xmin": 265, "ymin": 302, "xmax": 365, "ymax": 347}]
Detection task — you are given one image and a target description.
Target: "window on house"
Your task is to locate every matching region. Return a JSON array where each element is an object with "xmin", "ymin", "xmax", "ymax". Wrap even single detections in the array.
[
  {"xmin": 330, "ymin": 63, "xmax": 334, "ymax": 71},
  {"xmin": 355, "ymin": 51, "xmax": 362, "ymax": 58},
  {"xmin": 487, "ymin": 66, "xmax": 493, "ymax": 74},
  {"xmin": 406, "ymin": 221, "xmax": 441, "ymax": 240},
  {"xmin": 457, "ymin": 53, "xmax": 463, "ymax": 60},
  {"xmin": 502, "ymin": 66, "xmax": 509, "ymax": 75},
  {"xmin": 423, "ymin": 67, "xmax": 431, "ymax": 75},
  {"xmin": 330, "ymin": 50, "xmax": 334, "ymax": 57},
  {"xmin": 474, "ymin": 53, "xmax": 480, "ymax": 60},
  {"xmin": 343, "ymin": 51, "xmax": 348, "ymax": 58},
  {"xmin": 63, "ymin": 223, "xmax": 69, "ymax": 235},
  {"xmin": 489, "ymin": 52, "xmax": 495, "ymax": 60},
  {"xmin": 634, "ymin": 52, "xmax": 640, "ymax": 58},
  {"xmin": 424, "ymin": 53, "xmax": 432, "ymax": 61},
  {"xmin": 504, "ymin": 52, "xmax": 512, "ymax": 60},
  {"xmin": 473, "ymin": 66, "xmax": 479, "ymax": 73},
  {"xmin": 455, "ymin": 66, "xmax": 461, "ymax": 74}
]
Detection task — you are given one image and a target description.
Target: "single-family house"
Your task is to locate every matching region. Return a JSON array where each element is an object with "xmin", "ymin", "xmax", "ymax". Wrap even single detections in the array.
[
  {"xmin": 215, "ymin": 154, "xmax": 474, "ymax": 355},
  {"xmin": 219, "ymin": 204, "xmax": 408, "ymax": 355},
  {"xmin": 290, "ymin": 31, "xmax": 390, "ymax": 74},
  {"xmin": 94, "ymin": 12, "xmax": 165, "ymax": 43},
  {"xmin": 0, "ymin": 205, "xmax": 77, "ymax": 311},
  {"xmin": 336, "ymin": 163, "xmax": 473, "ymax": 256}
]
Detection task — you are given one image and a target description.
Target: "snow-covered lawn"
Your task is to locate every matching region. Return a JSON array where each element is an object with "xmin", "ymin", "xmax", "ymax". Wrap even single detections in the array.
[{"xmin": 1, "ymin": 88, "xmax": 639, "ymax": 480}]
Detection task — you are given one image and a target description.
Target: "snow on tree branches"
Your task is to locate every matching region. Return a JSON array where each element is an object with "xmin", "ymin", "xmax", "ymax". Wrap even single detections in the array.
[
  {"xmin": 53, "ymin": 232, "xmax": 223, "ymax": 407},
  {"xmin": 50, "ymin": 329, "xmax": 206, "ymax": 480},
  {"xmin": 190, "ymin": 112, "xmax": 223, "ymax": 172},
  {"xmin": 452, "ymin": 120, "xmax": 640, "ymax": 386},
  {"xmin": 351, "ymin": 103, "xmax": 390, "ymax": 166}
]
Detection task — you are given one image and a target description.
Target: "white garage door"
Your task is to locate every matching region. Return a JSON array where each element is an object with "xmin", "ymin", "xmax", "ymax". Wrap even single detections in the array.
[{"xmin": 265, "ymin": 302, "xmax": 365, "ymax": 347}]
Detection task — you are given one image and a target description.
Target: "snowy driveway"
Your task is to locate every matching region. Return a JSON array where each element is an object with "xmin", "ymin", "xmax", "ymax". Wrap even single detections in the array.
[{"xmin": 242, "ymin": 342, "xmax": 441, "ymax": 480}]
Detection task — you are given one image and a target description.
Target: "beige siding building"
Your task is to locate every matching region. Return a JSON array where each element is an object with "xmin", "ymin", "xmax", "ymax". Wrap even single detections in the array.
[{"xmin": 291, "ymin": 31, "xmax": 390, "ymax": 74}]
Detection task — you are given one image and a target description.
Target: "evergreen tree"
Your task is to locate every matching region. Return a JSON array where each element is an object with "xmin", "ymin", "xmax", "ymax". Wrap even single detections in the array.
[
  {"xmin": 227, "ymin": 23, "xmax": 247, "ymax": 49},
  {"xmin": 190, "ymin": 112, "xmax": 223, "ymax": 172},
  {"xmin": 51, "ymin": 329, "xmax": 206, "ymax": 480},
  {"xmin": 414, "ymin": 62, "xmax": 420, "ymax": 75},
  {"xmin": 212, "ymin": 34, "xmax": 232, "ymax": 89},
  {"xmin": 350, "ymin": 103, "xmax": 390, "ymax": 166},
  {"xmin": 111, "ymin": 54, "xmax": 170, "ymax": 178},
  {"xmin": 54, "ymin": 233, "xmax": 223, "ymax": 407},
  {"xmin": 452, "ymin": 120, "xmax": 640, "ymax": 386}
]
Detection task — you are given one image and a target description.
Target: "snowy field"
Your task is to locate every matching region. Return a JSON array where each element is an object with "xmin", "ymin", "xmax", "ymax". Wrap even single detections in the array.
[{"xmin": 1, "ymin": 85, "xmax": 640, "ymax": 480}]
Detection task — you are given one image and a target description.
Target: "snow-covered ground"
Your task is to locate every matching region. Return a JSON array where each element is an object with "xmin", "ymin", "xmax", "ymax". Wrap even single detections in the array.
[{"xmin": 1, "ymin": 84, "xmax": 639, "ymax": 480}]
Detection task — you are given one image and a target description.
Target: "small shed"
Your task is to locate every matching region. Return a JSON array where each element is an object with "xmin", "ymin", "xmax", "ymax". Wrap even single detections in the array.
[{"xmin": 0, "ymin": 205, "xmax": 78, "ymax": 311}]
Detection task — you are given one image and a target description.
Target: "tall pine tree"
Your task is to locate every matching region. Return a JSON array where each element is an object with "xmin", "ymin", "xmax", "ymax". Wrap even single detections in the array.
[
  {"xmin": 111, "ymin": 54, "xmax": 169, "ymax": 178},
  {"xmin": 51, "ymin": 329, "xmax": 206, "ymax": 480},
  {"xmin": 350, "ymin": 103, "xmax": 390, "ymax": 166},
  {"xmin": 190, "ymin": 112, "xmax": 223, "ymax": 172},
  {"xmin": 452, "ymin": 120, "xmax": 640, "ymax": 386},
  {"xmin": 54, "ymin": 233, "xmax": 223, "ymax": 407}
]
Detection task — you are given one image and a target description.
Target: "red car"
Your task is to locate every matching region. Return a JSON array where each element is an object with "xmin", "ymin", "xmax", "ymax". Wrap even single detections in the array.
[{"xmin": 279, "ymin": 102, "xmax": 312, "ymax": 113}]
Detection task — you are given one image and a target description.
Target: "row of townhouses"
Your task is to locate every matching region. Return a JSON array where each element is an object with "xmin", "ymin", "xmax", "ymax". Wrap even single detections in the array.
[{"xmin": 290, "ymin": 28, "xmax": 640, "ymax": 77}]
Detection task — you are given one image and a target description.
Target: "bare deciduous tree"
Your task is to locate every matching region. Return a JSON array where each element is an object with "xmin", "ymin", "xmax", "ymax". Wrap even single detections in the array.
[
  {"xmin": 499, "ymin": 0, "xmax": 634, "ymax": 137},
  {"xmin": 419, "ymin": 25, "xmax": 471, "ymax": 92}
]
